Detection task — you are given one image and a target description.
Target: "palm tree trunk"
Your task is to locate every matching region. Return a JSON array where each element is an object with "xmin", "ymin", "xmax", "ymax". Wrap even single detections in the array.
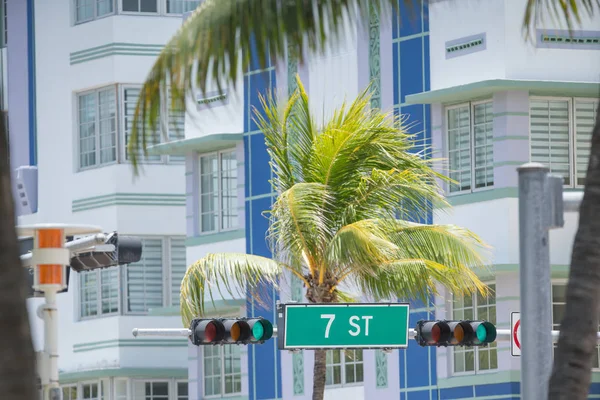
[
  {"xmin": 312, "ymin": 348, "xmax": 327, "ymax": 400},
  {"xmin": 0, "ymin": 111, "xmax": 37, "ymax": 399},
  {"xmin": 548, "ymin": 105, "xmax": 600, "ymax": 399}
]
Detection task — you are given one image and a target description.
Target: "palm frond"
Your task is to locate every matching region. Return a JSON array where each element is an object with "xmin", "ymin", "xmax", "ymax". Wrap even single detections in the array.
[
  {"xmin": 267, "ymin": 182, "xmax": 335, "ymax": 275},
  {"xmin": 523, "ymin": 0, "xmax": 598, "ymax": 40},
  {"xmin": 180, "ymin": 253, "xmax": 293, "ymax": 327},
  {"xmin": 254, "ymin": 75, "xmax": 318, "ymax": 193},
  {"xmin": 326, "ymin": 218, "xmax": 491, "ymax": 300},
  {"xmin": 128, "ymin": 0, "xmax": 400, "ymax": 170},
  {"xmin": 339, "ymin": 167, "xmax": 450, "ymax": 226}
]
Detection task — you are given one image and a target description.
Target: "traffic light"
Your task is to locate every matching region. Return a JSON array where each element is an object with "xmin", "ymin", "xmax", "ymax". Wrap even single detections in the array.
[
  {"xmin": 69, "ymin": 232, "xmax": 142, "ymax": 272},
  {"xmin": 190, "ymin": 317, "xmax": 274, "ymax": 346},
  {"xmin": 414, "ymin": 320, "xmax": 497, "ymax": 347}
]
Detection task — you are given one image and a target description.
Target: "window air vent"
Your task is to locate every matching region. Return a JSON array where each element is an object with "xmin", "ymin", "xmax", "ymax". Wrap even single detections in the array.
[{"xmin": 445, "ymin": 33, "xmax": 486, "ymax": 59}]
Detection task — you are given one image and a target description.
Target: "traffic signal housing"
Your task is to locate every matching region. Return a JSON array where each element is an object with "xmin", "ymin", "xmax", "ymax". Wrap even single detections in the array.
[
  {"xmin": 190, "ymin": 317, "xmax": 274, "ymax": 346},
  {"xmin": 69, "ymin": 232, "xmax": 142, "ymax": 272},
  {"xmin": 415, "ymin": 320, "xmax": 496, "ymax": 347}
]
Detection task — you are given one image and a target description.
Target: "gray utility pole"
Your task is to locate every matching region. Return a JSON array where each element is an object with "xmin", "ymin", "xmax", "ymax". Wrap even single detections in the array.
[{"xmin": 518, "ymin": 163, "xmax": 569, "ymax": 400}]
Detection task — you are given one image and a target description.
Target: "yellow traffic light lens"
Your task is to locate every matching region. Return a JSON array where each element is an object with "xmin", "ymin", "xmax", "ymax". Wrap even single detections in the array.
[
  {"xmin": 231, "ymin": 323, "xmax": 241, "ymax": 341},
  {"xmin": 454, "ymin": 324, "xmax": 465, "ymax": 343}
]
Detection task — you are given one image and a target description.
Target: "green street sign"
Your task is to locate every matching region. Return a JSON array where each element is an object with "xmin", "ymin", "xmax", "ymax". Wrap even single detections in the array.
[{"xmin": 277, "ymin": 303, "xmax": 410, "ymax": 349}]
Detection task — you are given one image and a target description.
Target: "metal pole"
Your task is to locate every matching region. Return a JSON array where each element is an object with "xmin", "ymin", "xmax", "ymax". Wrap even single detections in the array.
[
  {"xmin": 563, "ymin": 191, "xmax": 583, "ymax": 212},
  {"xmin": 518, "ymin": 163, "xmax": 554, "ymax": 400}
]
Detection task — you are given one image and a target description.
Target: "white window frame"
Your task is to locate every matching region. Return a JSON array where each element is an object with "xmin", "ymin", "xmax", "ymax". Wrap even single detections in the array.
[
  {"xmin": 175, "ymin": 380, "xmax": 189, "ymax": 400},
  {"xmin": 75, "ymin": 84, "xmax": 184, "ymax": 172},
  {"xmin": 120, "ymin": 0, "xmax": 160, "ymax": 15},
  {"xmin": 164, "ymin": 0, "xmax": 201, "ymax": 14},
  {"xmin": 450, "ymin": 282, "xmax": 498, "ymax": 376},
  {"xmin": 529, "ymin": 96, "xmax": 574, "ymax": 187},
  {"xmin": 445, "ymin": 99, "xmax": 494, "ymax": 195},
  {"xmin": 202, "ymin": 345, "xmax": 243, "ymax": 398},
  {"xmin": 73, "ymin": 0, "xmax": 117, "ymax": 25},
  {"xmin": 61, "ymin": 384, "xmax": 78, "ymax": 400},
  {"xmin": 529, "ymin": 96, "xmax": 599, "ymax": 189},
  {"xmin": 132, "ymin": 379, "xmax": 171, "ymax": 400},
  {"xmin": 325, "ymin": 349, "xmax": 364, "ymax": 388},
  {"xmin": 198, "ymin": 149, "xmax": 239, "ymax": 235},
  {"xmin": 76, "ymin": 85, "xmax": 119, "ymax": 171},
  {"xmin": 74, "ymin": 0, "xmax": 200, "ymax": 26},
  {"xmin": 63, "ymin": 378, "xmax": 188, "ymax": 400},
  {"xmin": 78, "ymin": 266, "xmax": 121, "ymax": 320}
]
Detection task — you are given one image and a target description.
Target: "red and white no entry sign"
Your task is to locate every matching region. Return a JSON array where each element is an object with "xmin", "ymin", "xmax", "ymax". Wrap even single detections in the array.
[{"xmin": 511, "ymin": 312, "xmax": 521, "ymax": 356}]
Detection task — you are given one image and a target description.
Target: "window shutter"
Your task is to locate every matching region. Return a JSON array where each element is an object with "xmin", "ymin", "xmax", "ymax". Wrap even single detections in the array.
[
  {"xmin": 167, "ymin": 88, "xmax": 186, "ymax": 163},
  {"xmin": 170, "ymin": 238, "xmax": 187, "ymax": 306},
  {"xmin": 530, "ymin": 99, "xmax": 571, "ymax": 185},
  {"xmin": 127, "ymin": 238, "xmax": 164, "ymax": 312},
  {"xmin": 472, "ymin": 102, "xmax": 494, "ymax": 189},
  {"xmin": 447, "ymin": 106, "xmax": 471, "ymax": 192},
  {"xmin": 575, "ymin": 100, "xmax": 599, "ymax": 186},
  {"xmin": 123, "ymin": 88, "xmax": 161, "ymax": 162}
]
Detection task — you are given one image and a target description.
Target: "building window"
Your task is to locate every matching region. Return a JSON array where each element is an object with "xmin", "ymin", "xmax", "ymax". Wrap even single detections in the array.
[
  {"xmin": 77, "ymin": 87, "xmax": 118, "ymax": 169},
  {"xmin": 76, "ymin": 84, "xmax": 184, "ymax": 171},
  {"xmin": 530, "ymin": 97, "xmax": 599, "ymax": 187},
  {"xmin": 199, "ymin": 149, "xmax": 238, "ymax": 233},
  {"xmin": 176, "ymin": 381, "xmax": 188, "ymax": 400},
  {"xmin": 122, "ymin": 0, "xmax": 158, "ymax": 13},
  {"xmin": 446, "ymin": 101, "xmax": 494, "ymax": 193},
  {"xmin": 79, "ymin": 267, "xmax": 119, "ymax": 318},
  {"xmin": 81, "ymin": 382, "xmax": 101, "ymax": 400},
  {"xmin": 132, "ymin": 381, "xmax": 169, "ymax": 400},
  {"xmin": 170, "ymin": 238, "xmax": 187, "ymax": 306},
  {"xmin": 122, "ymin": 87, "xmax": 162, "ymax": 163},
  {"xmin": 203, "ymin": 345, "xmax": 242, "ymax": 396},
  {"xmin": 74, "ymin": 0, "xmax": 115, "ymax": 24},
  {"xmin": 61, "ymin": 385, "xmax": 77, "ymax": 400},
  {"xmin": 452, "ymin": 284, "xmax": 497, "ymax": 374},
  {"xmin": 552, "ymin": 283, "xmax": 600, "ymax": 368},
  {"xmin": 166, "ymin": 0, "xmax": 200, "ymax": 13},
  {"xmin": 325, "ymin": 349, "xmax": 364, "ymax": 386},
  {"xmin": 79, "ymin": 236, "xmax": 185, "ymax": 319},
  {"xmin": 124, "ymin": 236, "xmax": 186, "ymax": 314}
]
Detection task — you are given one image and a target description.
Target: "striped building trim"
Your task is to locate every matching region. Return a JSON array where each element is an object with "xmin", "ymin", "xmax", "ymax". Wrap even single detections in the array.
[
  {"xmin": 70, "ymin": 42, "xmax": 164, "ymax": 65},
  {"xmin": 72, "ymin": 193, "xmax": 185, "ymax": 212}
]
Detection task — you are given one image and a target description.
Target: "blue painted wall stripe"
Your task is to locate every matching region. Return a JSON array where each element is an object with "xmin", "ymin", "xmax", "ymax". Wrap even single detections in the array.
[{"xmin": 26, "ymin": 0, "xmax": 36, "ymax": 165}]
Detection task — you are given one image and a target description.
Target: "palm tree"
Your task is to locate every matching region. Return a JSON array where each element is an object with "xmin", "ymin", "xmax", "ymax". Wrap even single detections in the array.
[
  {"xmin": 180, "ymin": 76, "xmax": 492, "ymax": 400},
  {"xmin": 0, "ymin": 111, "xmax": 38, "ymax": 399},
  {"xmin": 0, "ymin": 1, "xmax": 592, "ymax": 400}
]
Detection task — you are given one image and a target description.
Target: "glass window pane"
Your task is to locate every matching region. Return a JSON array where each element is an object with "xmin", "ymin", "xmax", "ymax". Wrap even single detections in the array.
[
  {"xmin": 141, "ymin": 0, "xmax": 158, "ymax": 12},
  {"xmin": 447, "ymin": 106, "xmax": 471, "ymax": 192}
]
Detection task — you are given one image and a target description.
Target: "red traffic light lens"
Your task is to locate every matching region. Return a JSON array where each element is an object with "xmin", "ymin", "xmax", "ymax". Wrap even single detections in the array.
[
  {"xmin": 432, "ymin": 324, "xmax": 442, "ymax": 342},
  {"xmin": 205, "ymin": 321, "xmax": 218, "ymax": 342}
]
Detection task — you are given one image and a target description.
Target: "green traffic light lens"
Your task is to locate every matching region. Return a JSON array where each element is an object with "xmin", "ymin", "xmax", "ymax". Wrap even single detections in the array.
[
  {"xmin": 475, "ymin": 322, "xmax": 497, "ymax": 343},
  {"xmin": 252, "ymin": 321, "xmax": 265, "ymax": 340},
  {"xmin": 476, "ymin": 324, "xmax": 488, "ymax": 342}
]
